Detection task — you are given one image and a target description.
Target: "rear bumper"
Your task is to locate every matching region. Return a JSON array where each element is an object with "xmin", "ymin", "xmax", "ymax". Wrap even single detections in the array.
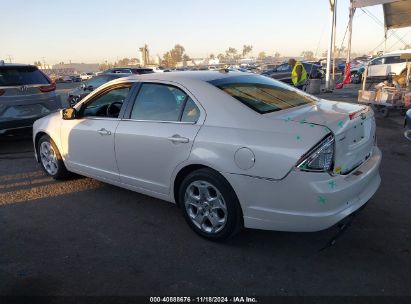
[{"xmin": 225, "ymin": 146, "xmax": 382, "ymax": 232}]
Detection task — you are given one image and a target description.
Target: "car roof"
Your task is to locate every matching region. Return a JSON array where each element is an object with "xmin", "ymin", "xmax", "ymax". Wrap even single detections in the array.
[{"xmin": 123, "ymin": 70, "xmax": 256, "ymax": 83}]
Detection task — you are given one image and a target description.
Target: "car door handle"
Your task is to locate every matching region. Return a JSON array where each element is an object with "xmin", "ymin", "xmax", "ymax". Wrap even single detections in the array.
[
  {"xmin": 167, "ymin": 134, "xmax": 189, "ymax": 144},
  {"xmin": 97, "ymin": 128, "xmax": 112, "ymax": 136}
]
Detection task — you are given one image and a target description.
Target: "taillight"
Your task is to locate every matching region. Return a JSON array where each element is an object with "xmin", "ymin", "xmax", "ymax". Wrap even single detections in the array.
[
  {"xmin": 38, "ymin": 70, "xmax": 56, "ymax": 93},
  {"xmin": 0, "ymin": 89, "xmax": 5, "ymax": 96},
  {"xmin": 39, "ymin": 82, "xmax": 56, "ymax": 92},
  {"xmin": 296, "ymin": 134, "xmax": 335, "ymax": 172}
]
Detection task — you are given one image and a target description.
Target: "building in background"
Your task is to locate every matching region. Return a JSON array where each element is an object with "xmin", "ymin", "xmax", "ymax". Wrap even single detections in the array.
[
  {"xmin": 52, "ymin": 63, "xmax": 99, "ymax": 73},
  {"xmin": 139, "ymin": 44, "xmax": 149, "ymax": 66}
]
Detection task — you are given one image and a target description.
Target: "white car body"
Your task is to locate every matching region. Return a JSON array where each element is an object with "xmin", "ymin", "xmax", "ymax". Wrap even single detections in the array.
[
  {"xmin": 367, "ymin": 49, "xmax": 410, "ymax": 78},
  {"xmin": 33, "ymin": 72, "xmax": 381, "ymax": 233}
]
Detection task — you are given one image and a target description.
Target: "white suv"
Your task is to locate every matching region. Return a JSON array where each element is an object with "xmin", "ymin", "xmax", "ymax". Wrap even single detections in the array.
[{"xmin": 367, "ymin": 50, "xmax": 410, "ymax": 80}]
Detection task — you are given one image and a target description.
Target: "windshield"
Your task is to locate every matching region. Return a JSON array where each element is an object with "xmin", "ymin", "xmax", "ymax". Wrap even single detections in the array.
[{"xmin": 209, "ymin": 75, "xmax": 317, "ymax": 114}]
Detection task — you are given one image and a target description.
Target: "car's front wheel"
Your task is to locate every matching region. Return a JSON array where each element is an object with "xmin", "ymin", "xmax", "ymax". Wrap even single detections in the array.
[
  {"xmin": 179, "ymin": 168, "xmax": 243, "ymax": 240},
  {"xmin": 38, "ymin": 135, "xmax": 70, "ymax": 180}
]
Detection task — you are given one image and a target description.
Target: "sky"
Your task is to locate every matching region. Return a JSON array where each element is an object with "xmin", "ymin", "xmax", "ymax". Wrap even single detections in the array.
[{"xmin": 1, "ymin": 0, "xmax": 410, "ymax": 65}]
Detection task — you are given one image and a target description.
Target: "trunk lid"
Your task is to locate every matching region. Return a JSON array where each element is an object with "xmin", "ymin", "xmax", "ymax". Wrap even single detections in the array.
[{"xmin": 266, "ymin": 99, "xmax": 376, "ymax": 175}]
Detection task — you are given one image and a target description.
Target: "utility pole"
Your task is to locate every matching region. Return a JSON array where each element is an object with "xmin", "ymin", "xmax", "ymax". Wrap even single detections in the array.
[
  {"xmin": 41, "ymin": 57, "xmax": 46, "ymax": 69},
  {"xmin": 6, "ymin": 54, "xmax": 13, "ymax": 63},
  {"xmin": 325, "ymin": 0, "xmax": 337, "ymax": 92}
]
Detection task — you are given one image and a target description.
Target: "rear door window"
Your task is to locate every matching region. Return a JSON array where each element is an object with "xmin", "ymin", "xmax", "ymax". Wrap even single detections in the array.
[
  {"xmin": 0, "ymin": 66, "xmax": 50, "ymax": 86},
  {"xmin": 130, "ymin": 83, "xmax": 187, "ymax": 121}
]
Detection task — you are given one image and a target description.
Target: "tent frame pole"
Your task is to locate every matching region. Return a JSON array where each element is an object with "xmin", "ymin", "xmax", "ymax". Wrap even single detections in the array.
[{"xmin": 325, "ymin": 0, "xmax": 337, "ymax": 91}]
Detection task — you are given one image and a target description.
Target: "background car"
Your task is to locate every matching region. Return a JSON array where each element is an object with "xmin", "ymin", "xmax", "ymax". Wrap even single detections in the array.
[
  {"xmin": 0, "ymin": 62, "xmax": 62, "ymax": 136},
  {"xmin": 70, "ymin": 75, "xmax": 81, "ymax": 82},
  {"xmin": 56, "ymin": 75, "xmax": 73, "ymax": 83},
  {"xmin": 102, "ymin": 67, "xmax": 154, "ymax": 74},
  {"xmin": 366, "ymin": 50, "xmax": 410, "ymax": 81},
  {"xmin": 151, "ymin": 66, "xmax": 165, "ymax": 73},
  {"xmin": 67, "ymin": 73, "xmax": 130, "ymax": 106},
  {"xmin": 261, "ymin": 62, "xmax": 324, "ymax": 84},
  {"xmin": 80, "ymin": 72, "xmax": 94, "ymax": 81}
]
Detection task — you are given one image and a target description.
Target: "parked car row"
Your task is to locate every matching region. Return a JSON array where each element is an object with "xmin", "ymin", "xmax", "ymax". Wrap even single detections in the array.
[
  {"xmin": 56, "ymin": 75, "xmax": 81, "ymax": 83},
  {"xmin": 67, "ymin": 73, "xmax": 131, "ymax": 106},
  {"xmin": 260, "ymin": 62, "xmax": 325, "ymax": 84}
]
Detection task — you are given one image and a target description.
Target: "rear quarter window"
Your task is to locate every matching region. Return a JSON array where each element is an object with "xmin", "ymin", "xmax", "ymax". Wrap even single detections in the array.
[{"xmin": 0, "ymin": 66, "xmax": 50, "ymax": 86}]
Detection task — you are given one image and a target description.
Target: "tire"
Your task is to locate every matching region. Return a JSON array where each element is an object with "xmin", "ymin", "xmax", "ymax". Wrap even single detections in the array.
[
  {"xmin": 38, "ymin": 135, "xmax": 70, "ymax": 180},
  {"xmin": 178, "ymin": 168, "xmax": 243, "ymax": 241}
]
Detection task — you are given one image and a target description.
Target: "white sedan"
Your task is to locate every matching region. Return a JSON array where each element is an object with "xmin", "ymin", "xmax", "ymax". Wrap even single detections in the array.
[{"xmin": 33, "ymin": 71, "xmax": 381, "ymax": 240}]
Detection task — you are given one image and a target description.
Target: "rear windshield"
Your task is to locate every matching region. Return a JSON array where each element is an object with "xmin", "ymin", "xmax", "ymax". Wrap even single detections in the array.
[
  {"xmin": 0, "ymin": 66, "xmax": 50, "ymax": 86},
  {"xmin": 209, "ymin": 75, "xmax": 317, "ymax": 114}
]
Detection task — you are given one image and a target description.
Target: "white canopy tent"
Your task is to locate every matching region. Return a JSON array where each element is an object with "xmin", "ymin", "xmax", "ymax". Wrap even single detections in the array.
[
  {"xmin": 353, "ymin": 0, "xmax": 411, "ymax": 29},
  {"xmin": 325, "ymin": 0, "xmax": 411, "ymax": 90}
]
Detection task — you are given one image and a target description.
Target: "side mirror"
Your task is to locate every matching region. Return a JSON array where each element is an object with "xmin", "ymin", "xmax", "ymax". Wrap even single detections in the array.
[
  {"xmin": 62, "ymin": 108, "xmax": 77, "ymax": 120},
  {"xmin": 81, "ymin": 83, "xmax": 86, "ymax": 90},
  {"xmin": 87, "ymin": 85, "xmax": 94, "ymax": 91}
]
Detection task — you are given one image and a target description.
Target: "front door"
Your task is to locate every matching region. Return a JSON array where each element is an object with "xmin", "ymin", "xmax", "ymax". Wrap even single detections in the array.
[
  {"xmin": 115, "ymin": 82, "xmax": 203, "ymax": 194},
  {"xmin": 61, "ymin": 84, "xmax": 132, "ymax": 181}
]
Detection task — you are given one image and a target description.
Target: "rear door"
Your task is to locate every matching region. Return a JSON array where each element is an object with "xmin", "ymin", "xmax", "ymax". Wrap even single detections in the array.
[{"xmin": 115, "ymin": 82, "xmax": 203, "ymax": 194}]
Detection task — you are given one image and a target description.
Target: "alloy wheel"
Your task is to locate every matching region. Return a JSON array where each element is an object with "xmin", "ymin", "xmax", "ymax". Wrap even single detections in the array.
[
  {"xmin": 40, "ymin": 141, "xmax": 58, "ymax": 175},
  {"xmin": 184, "ymin": 180, "xmax": 228, "ymax": 234}
]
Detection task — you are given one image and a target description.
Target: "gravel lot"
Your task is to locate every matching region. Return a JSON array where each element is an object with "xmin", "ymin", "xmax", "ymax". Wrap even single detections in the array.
[{"xmin": 0, "ymin": 83, "xmax": 410, "ymax": 296}]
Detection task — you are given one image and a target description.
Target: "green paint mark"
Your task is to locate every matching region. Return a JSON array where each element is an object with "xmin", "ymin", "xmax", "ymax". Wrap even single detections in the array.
[
  {"xmin": 324, "ymin": 127, "xmax": 329, "ymax": 133},
  {"xmin": 328, "ymin": 180, "xmax": 336, "ymax": 189},
  {"xmin": 338, "ymin": 120, "xmax": 344, "ymax": 128},
  {"xmin": 300, "ymin": 119, "xmax": 306, "ymax": 124},
  {"xmin": 296, "ymin": 135, "xmax": 301, "ymax": 140},
  {"xmin": 318, "ymin": 196, "xmax": 326, "ymax": 205},
  {"xmin": 284, "ymin": 117, "xmax": 291, "ymax": 122},
  {"xmin": 309, "ymin": 123, "xmax": 315, "ymax": 128},
  {"xmin": 300, "ymin": 163, "xmax": 308, "ymax": 170}
]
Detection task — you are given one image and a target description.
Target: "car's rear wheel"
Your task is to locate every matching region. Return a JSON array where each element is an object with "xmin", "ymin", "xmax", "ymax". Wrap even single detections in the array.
[
  {"xmin": 179, "ymin": 168, "xmax": 243, "ymax": 240},
  {"xmin": 38, "ymin": 135, "xmax": 70, "ymax": 180}
]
